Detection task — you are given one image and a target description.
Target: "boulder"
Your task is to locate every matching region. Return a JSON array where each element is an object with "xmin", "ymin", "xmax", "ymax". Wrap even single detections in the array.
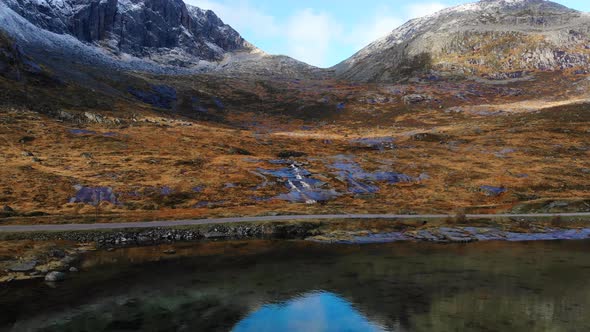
[
  {"xmin": 228, "ymin": 147, "xmax": 252, "ymax": 155},
  {"xmin": 8, "ymin": 260, "xmax": 37, "ymax": 272},
  {"xmin": 36, "ymin": 260, "xmax": 68, "ymax": 273},
  {"xmin": 411, "ymin": 132, "xmax": 449, "ymax": 143},
  {"xmin": 45, "ymin": 271, "xmax": 66, "ymax": 282},
  {"xmin": 83, "ymin": 112, "xmax": 108, "ymax": 124},
  {"xmin": 276, "ymin": 150, "xmax": 307, "ymax": 158},
  {"xmin": 402, "ymin": 94, "xmax": 432, "ymax": 104},
  {"xmin": 17, "ymin": 136, "xmax": 35, "ymax": 144},
  {"xmin": 61, "ymin": 256, "xmax": 77, "ymax": 264},
  {"xmin": 48, "ymin": 249, "xmax": 66, "ymax": 258}
]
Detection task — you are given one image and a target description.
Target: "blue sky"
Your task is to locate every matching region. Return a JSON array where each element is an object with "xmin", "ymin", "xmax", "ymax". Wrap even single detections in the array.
[{"xmin": 187, "ymin": 0, "xmax": 590, "ymax": 68}]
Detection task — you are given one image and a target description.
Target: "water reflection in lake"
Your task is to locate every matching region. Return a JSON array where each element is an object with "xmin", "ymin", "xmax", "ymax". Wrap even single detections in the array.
[
  {"xmin": 1, "ymin": 239, "xmax": 590, "ymax": 331},
  {"xmin": 232, "ymin": 291, "xmax": 386, "ymax": 332}
]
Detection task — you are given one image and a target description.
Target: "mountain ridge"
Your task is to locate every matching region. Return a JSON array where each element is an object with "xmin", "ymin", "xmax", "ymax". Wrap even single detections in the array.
[
  {"xmin": 0, "ymin": 0, "xmax": 322, "ymax": 78},
  {"xmin": 333, "ymin": 0, "xmax": 590, "ymax": 82},
  {"xmin": 2, "ymin": 0, "xmax": 590, "ymax": 81},
  {"xmin": 3, "ymin": 0, "xmax": 254, "ymax": 63}
]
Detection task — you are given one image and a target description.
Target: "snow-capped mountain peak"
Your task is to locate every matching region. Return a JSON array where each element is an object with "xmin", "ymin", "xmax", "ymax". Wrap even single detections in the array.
[
  {"xmin": 333, "ymin": 0, "xmax": 588, "ymax": 82},
  {"xmin": 0, "ymin": 0, "xmax": 321, "ymax": 77},
  {"xmin": 0, "ymin": 0, "xmax": 258, "ymax": 69}
]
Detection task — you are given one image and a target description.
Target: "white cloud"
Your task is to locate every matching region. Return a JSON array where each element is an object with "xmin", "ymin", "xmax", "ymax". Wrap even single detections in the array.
[
  {"xmin": 347, "ymin": 2, "xmax": 449, "ymax": 50},
  {"xmin": 184, "ymin": 0, "xmax": 453, "ymax": 67},
  {"xmin": 189, "ymin": 1, "xmax": 343, "ymax": 67},
  {"xmin": 187, "ymin": 0, "xmax": 280, "ymax": 37},
  {"xmin": 348, "ymin": 11, "xmax": 404, "ymax": 50},
  {"xmin": 188, "ymin": 0, "xmax": 220, "ymax": 11},
  {"xmin": 285, "ymin": 8, "xmax": 343, "ymax": 67},
  {"xmin": 406, "ymin": 2, "xmax": 448, "ymax": 19}
]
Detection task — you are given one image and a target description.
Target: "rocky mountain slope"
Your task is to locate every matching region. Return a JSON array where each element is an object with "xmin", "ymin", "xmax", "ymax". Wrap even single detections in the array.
[
  {"xmin": 334, "ymin": 0, "xmax": 590, "ymax": 82},
  {"xmin": 0, "ymin": 0, "xmax": 320, "ymax": 77},
  {"xmin": 4, "ymin": 0, "xmax": 252, "ymax": 64},
  {"xmin": 3, "ymin": 0, "xmax": 589, "ymax": 82}
]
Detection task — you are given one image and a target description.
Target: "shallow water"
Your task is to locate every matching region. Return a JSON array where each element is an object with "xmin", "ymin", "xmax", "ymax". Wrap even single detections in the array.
[{"xmin": 1, "ymin": 240, "xmax": 590, "ymax": 331}]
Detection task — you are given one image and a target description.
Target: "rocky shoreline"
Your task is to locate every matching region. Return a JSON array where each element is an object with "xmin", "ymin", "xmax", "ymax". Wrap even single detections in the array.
[
  {"xmin": 311, "ymin": 227, "xmax": 590, "ymax": 244},
  {"xmin": 1, "ymin": 244, "xmax": 91, "ymax": 283},
  {"xmin": 0, "ymin": 222, "xmax": 319, "ymax": 283},
  {"xmin": 2, "ymin": 221, "xmax": 590, "ymax": 284},
  {"xmin": 4, "ymin": 223, "xmax": 590, "ymax": 247},
  {"xmin": 0, "ymin": 222, "xmax": 320, "ymax": 247}
]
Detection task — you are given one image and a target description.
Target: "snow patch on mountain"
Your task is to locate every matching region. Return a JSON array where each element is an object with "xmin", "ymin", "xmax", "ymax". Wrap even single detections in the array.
[
  {"xmin": 0, "ymin": 1, "xmax": 212, "ymax": 74},
  {"xmin": 333, "ymin": 0, "xmax": 590, "ymax": 82},
  {"xmin": 0, "ymin": 0, "xmax": 323, "ymax": 78}
]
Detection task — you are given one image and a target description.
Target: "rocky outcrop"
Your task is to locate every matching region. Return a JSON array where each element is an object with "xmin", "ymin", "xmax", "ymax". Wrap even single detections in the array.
[
  {"xmin": 0, "ymin": 0, "xmax": 321, "ymax": 77},
  {"xmin": 4, "ymin": 0, "xmax": 590, "ymax": 82},
  {"xmin": 334, "ymin": 0, "xmax": 590, "ymax": 82},
  {"xmin": 402, "ymin": 94, "xmax": 432, "ymax": 104},
  {"xmin": 3, "ymin": 0, "xmax": 253, "ymax": 66}
]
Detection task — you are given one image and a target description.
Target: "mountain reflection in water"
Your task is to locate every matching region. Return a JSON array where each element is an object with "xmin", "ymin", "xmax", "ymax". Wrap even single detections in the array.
[
  {"xmin": 2, "ymin": 240, "xmax": 590, "ymax": 331},
  {"xmin": 232, "ymin": 291, "xmax": 386, "ymax": 332}
]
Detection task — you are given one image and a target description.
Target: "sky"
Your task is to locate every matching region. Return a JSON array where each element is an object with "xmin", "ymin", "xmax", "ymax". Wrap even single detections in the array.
[{"xmin": 187, "ymin": 0, "xmax": 590, "ymax": 68}]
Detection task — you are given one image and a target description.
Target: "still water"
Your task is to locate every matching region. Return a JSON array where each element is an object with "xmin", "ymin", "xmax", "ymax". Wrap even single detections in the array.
[{"xmin": 1, "ymin": 239, "xmax": 590, "ymax": 331}]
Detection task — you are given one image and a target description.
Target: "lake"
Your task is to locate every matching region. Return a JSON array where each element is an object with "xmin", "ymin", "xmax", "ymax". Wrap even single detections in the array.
[{"xmin": 1, "ymin": 239, "xmax": 590, "ymax": 331}]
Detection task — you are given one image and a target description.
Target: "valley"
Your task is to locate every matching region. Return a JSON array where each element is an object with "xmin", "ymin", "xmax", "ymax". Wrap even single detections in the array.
[
  {"xmin": 1, "ymin": 67, "xmax": 590, "ymax": 223},
  {"xmin": 1, "ymin": 2, "xmax": 590, "ymax": 329}
]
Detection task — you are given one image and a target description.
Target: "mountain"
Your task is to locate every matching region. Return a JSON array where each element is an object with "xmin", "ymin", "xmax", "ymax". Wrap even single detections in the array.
[
  {"xmin": 0, "ymin": 0, "xmax": 320, "ymax": 77},
  {"xmin": 4, "ymin": 0, "xmax": 588, "ymax": 83},
  {"xmin": 334, "ymin": 0, "xmax": 590, "ymax": 82}
]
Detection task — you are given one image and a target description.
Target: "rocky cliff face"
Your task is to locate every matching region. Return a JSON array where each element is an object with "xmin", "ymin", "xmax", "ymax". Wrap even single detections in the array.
[
  {"xmin": 0, "ymin": 0, "xmax": 321, "ymax": 77},
  {"xmin": 2, "ymin": 0, "xmax": 253, "ymax": 67},
  {"xmin": 3, "ymin": 0, "xmax": 589, "ymax": 81},
  {"xmin": 334, "ymin": 0, "xmax": 590, "ymax": 82}
]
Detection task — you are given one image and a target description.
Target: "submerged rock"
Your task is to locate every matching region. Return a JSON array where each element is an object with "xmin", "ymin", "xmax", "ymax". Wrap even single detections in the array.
[
  {"xmin": 45, "ymin": 271, "xmax": 66, "ymax": 282},
  {"xmin": 437, "ymin": 227, "xmax": 477, "ymax": 243},
  {"xmin": 8, "ymin": 260, "xmax": 37, "ymax": 272},
  {"xmin": 333, "ymin": 227, "xmax": 590, "ymax": 244}
]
